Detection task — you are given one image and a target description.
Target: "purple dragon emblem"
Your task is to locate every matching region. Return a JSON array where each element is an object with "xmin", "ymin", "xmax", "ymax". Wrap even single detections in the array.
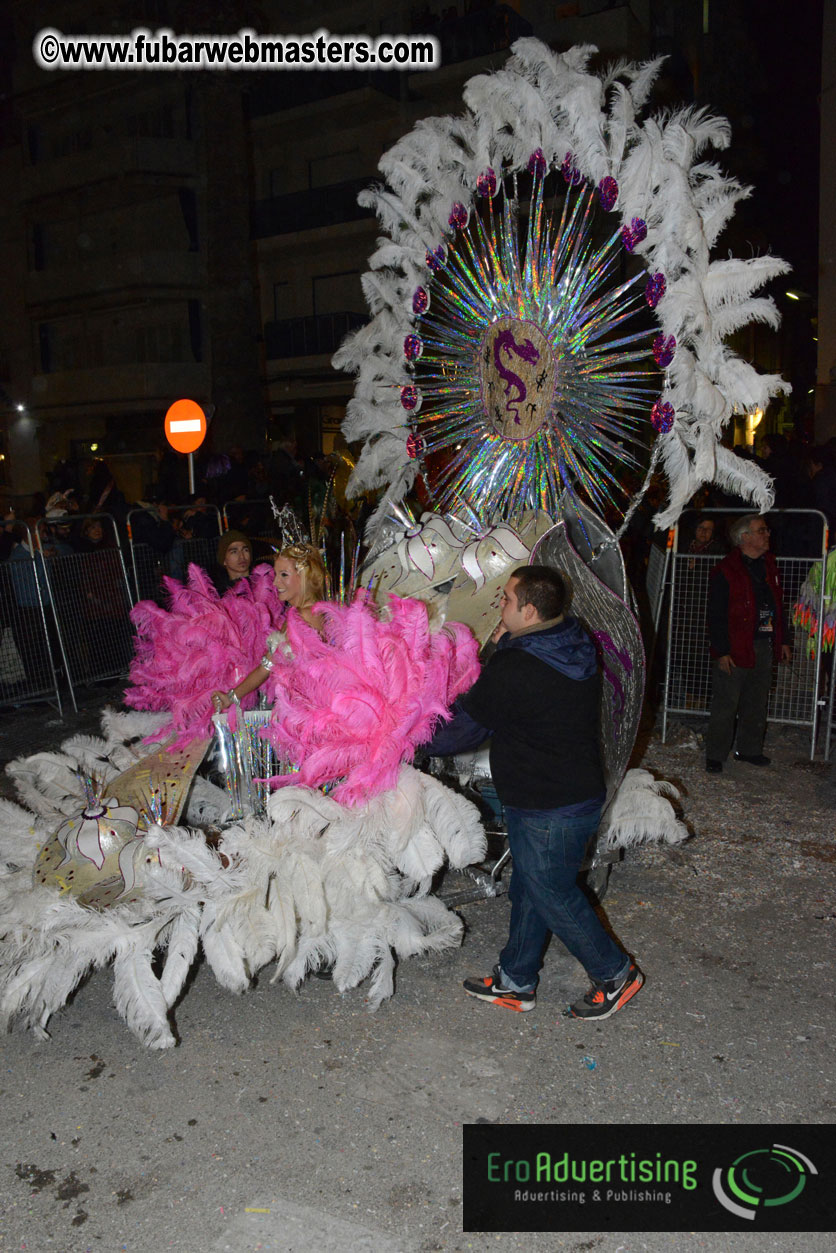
[{"xmin": 493, "ymin": 329, "xmax": 540, "ymax": 424}]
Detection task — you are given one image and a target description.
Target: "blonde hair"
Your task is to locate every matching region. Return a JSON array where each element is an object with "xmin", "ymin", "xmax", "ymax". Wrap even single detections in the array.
[{"xmin": 278, "ymin": 542, "xmax": 326, "ymax": 606}]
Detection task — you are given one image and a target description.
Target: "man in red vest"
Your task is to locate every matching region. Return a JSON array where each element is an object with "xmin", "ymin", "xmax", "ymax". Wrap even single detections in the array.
[{"xmin": 705, "ymin": 515, "xmax": 791, "ymax": 773}]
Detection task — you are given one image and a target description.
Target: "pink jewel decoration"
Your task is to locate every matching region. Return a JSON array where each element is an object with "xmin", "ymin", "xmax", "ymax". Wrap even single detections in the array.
[
  {"xmin": 426, "ymin": 245, "xmax": 445, "ymax": 273},
  {"xmin": 652, "ymin": 334, "xmax": 676, "ymax": 369},
  {"xmin": 598, "ymin": 176, "xmax": 619, "ymax": 211},
  {"xmin": 621, "ymin": 217, "xmax": 647, "ymax": 253},
  {"xmin": 406, "ymin": 432, "xmax": 425, "ymax": 460},
  {"xmin": 412, "ymin": 287, "xmax": 428, "ymax": 315},
  {"xmin": 561, "ymin": 151, "xmax": 582, "ymax": 185},
  {"xmin": 404, "ymin": 334, "xmax": 423, "ymax": 361},
  {"xmin": 400, "ymin": 385, "xmax": 418, "ymax": 411},
  {"xmin": 528, "ymin": 148, "xmax": 547, "ymax": 177},
  {"xmin": 448, "ymin": 202, "xmax": 467, "ymax": 229},
  {"xmin": 645, "ymin": 272, "xmax": 666, "ymax": 309},
  {"xmin": 476, "ymin": 168, "xmax": 497, "ymax": 197},
  {"xmin": 650, "ymin": 399, "xmax": 675, "ymax": 434}
]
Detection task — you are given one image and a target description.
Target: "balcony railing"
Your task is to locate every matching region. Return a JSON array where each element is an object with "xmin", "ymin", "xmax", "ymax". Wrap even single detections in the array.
[
  {"xmin": 264, "ymin": 312, "xmax": 367, "ymax": 360},
  {"xmin": 252, "ymin": 177, "xmax": 373, "ymax": 238}
]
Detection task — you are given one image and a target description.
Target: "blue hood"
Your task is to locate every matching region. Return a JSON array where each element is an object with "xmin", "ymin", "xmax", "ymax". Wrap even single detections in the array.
[{"xmin": 497, "ymin": 616, "xmax": 598, "ymax": 680}]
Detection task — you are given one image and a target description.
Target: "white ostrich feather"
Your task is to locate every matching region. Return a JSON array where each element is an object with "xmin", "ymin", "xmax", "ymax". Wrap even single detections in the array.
[
  {"xmin": 199, "ymin": 899, "xmax": 253, "ymax": 993},
  {"xmin": 322, "ymin": 847, "xmax": 391, "ymax": 912},
  {"xmin": 330, "ymin": 917, "xmax": 385, "ymax": 992},
  {"xmin": 417, "ymin": 770, "xmax": 487, "ymax": 868},
  {"xmin": 58, "ymin": 733, "xmax": 115, "ymax": 776},
  {"xmin": 267, "ymin": 874, "xmax": 299, "ymax": 974},
  {"xmin": 0, "ymin": 799, "xmax": 41, "ymax": 868},
  {"xmin": 366, "ymin": 944, "xmax": 395, "ymax": 1007},
  {"xmin": 158, "ymin": 909, "xmax": 200, "ymax": 1009},
  {"xmin": 600, "ymin": 769, "xmax": 689, "ymax": 849},
  {"xmin": 393, "ymin": 821, "xmax": 445, "ymax": 882},
  {"xmin": 283, "ymin": 849, "xmax": 327, "ymax": 935},
  {"xmin": 6, "ymin": 752, "xmax": 86, "ymax": 817},
  {"xmin": 99, "ymin": 706, "xmax": 168, "ymax": 747},
  {"xmin": 713, "ymin": 444, "xmax": 775, "ymax": 512},
  {"xmin": 211, "ymin": 887, "xmax": 278, "ymax": 977},
  {"xmin": 113, "ymin": 941, "xmax": 175, "ymax": 1049}
]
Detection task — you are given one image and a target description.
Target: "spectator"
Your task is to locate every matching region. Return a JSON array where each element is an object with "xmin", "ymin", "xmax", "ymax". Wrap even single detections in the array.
[
  {"xmin": 705, "ymin": 515, "xmax": 791, "ymax": 773},
  {"xmin": 686, "ymin": 516, "xmax": 725, "ymax": 557},
  {"xmin": 85, "ymin": 459, "xmax": 129, "ymax": 534},
  {"xmin": 130, "ymin": 496, "xmax": 176, "ymax": 554},
  {"xmin": 803, "ymin": 446, "xmax": 836, "ymax": 534},
  {"xmin": 212, "ymin": 530, "xmax": 253, "ymax": 594},
  {"xmin": 76, "ymin": 516, "xmax": 132, "ymax": 677}
]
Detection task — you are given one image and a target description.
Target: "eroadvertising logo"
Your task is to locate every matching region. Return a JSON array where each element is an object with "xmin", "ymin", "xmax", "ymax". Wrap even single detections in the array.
[
  {"xmin": 712, "ymin": 1143, "xmax": 817, "ymax": 1220},
  {"xmin": 463, "ymin": 1124, "xmax": 834, "ymax": 1233}
]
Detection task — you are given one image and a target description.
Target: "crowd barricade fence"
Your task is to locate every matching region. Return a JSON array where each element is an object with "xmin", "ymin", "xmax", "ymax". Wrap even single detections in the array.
[
  {"xmin": 126, "ymin": 505, "xmax": 222, "ymax": 605},
  {"xmin": 660, "ymin": 509, "xmax": 828, "ymax": 761},
  {"xmin": 34, "ymin": 514, "xmax": 136, "ymax": 713},
  {"xmin": 0, "ymin": 522, "xmax": 64, "ymax": 714}
]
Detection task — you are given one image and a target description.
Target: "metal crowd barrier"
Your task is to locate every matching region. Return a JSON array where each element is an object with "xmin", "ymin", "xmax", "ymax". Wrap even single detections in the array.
[
  {"xmin": 0, "ymin": 521, "xmax": 63, "ymax": 714},
  {"xmin": 34, "ymin": 514, "xmax": 136, "ymax": 713},
  {"xmin": 126, "ymin": 504, "xmax": 222, "ymax": 604},
  {"xmin": 1, "ymin": 500, "xmax": 280, "ymax": 716},
  {"xmin": 660, "ymin": 509, "xmax": 829, "ymax": 760}
]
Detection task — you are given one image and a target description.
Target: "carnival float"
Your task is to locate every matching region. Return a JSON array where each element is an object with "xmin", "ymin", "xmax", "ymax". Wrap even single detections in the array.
[{"xmin": 0, "ymin": 40, "xmax": 786, "ymax": 1047}]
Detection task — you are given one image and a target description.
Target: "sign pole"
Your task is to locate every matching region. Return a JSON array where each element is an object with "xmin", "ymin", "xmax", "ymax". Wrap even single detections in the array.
[{"xmin": 164, "ymin": 399, "xmax": 208, "ymax": 495}]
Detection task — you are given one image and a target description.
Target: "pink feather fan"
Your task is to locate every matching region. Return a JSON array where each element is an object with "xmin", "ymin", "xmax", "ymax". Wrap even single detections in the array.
[
  {"xmin": 125, "ymin": 564, "xmax": 285, "ymax": 746},
  {"xmin": 262, "ymin": 594, "xmax": 479, "ymax": 807}
]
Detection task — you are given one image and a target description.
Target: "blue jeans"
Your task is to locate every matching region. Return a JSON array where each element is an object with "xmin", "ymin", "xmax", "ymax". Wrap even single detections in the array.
[{"xmin": 499, "ymin": 806, "xmax": 628, "ymax": 991}]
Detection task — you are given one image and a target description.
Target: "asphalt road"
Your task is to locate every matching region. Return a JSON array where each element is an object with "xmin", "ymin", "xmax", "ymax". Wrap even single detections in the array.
[{"xmin": 1, "ymin": 686, "xmax": 834, "ymax": 1252}]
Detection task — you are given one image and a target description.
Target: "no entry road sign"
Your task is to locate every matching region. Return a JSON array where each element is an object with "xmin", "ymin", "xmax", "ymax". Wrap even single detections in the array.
[{"xmin": 164, "ymin": 399, "xmax": 207, "ymax": 454}]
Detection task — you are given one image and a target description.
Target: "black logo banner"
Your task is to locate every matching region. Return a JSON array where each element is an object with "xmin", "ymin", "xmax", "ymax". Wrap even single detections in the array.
[{"xmin": 463, "ymin": 1123, "xmax": 836, "ymax": 1232}]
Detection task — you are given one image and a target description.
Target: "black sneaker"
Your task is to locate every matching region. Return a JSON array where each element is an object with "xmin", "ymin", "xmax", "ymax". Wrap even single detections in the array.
[
  {"xmin": 565, "ymin": 961, "xmax": 644, "ymax": 1020},
  {"xmin": 734, "ymin": 752, "xmax": 770, "ymax": 766},
  {"xmin": 463, "ymin": 965, "xmax": 536, "ymax": 1013},
  {"xmin": 705, "ymin": 759, "xmax": 723, "ymax": 773}
]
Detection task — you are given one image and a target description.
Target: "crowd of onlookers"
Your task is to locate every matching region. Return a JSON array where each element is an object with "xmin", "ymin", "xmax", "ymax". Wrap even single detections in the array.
[
  {"xmin": 1, "ymin": 430, "xmax": 834, "ymax": 697},
  {"xmin": 0, "ymin": 436, "xmax": 360, "ymax": 692}
]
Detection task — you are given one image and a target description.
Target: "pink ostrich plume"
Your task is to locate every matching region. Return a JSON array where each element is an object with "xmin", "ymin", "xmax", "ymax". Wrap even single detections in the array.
[
  {"xmin": 125, "ymin": 563, "xmax": 285, "ymax": 747},
  {"xmin": 261, "ymin": 593, "xmax": 479, "ymax": 807}
]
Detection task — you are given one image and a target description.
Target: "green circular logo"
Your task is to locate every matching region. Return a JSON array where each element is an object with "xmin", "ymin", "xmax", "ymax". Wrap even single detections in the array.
[{"xmin": 712, "ymin": 1144, "xmax": 817, "ymax": 1220}]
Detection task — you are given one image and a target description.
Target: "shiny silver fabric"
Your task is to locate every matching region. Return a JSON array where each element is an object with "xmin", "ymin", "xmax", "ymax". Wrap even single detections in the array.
[
  {"xmin": 558, "ymin": 492, "xmax": 628, "ymax": 603},
  {"xmin": 532, "ymin": 518, "xmax": 645, "ymax": 802}
]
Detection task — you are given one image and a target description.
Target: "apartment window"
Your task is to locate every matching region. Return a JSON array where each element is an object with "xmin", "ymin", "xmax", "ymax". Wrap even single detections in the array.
[{"xmin": 61, "ymin": 330, "xmax": 105, "ymax": 371}]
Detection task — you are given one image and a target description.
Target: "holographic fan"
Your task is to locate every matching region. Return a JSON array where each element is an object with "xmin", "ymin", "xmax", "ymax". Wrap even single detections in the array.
[
  {"xmin": 335, "ymin": 39, "xmax": 790, "ymax": 539},
  {"xmin": 413, "ymin": 169, "xmax": 660, "ymax": 525}
]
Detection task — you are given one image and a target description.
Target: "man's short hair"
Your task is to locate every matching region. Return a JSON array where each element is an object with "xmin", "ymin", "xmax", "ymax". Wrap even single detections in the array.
[
  {"xmin": 728, "ymin": 514, "xmax": 760, "ymax": 548},
  {"xmin": 510, "ymin": 565, "xmax": 567, "ymax": 621}
]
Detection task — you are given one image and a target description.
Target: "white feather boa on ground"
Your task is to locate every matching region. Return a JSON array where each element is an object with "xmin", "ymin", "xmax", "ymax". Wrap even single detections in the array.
[{"xmin": 0, "ymin": 711, "xmax": 485, "ymax": 1049}]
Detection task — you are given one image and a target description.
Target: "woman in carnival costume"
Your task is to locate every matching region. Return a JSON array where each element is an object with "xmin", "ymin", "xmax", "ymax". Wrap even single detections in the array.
[{"xmin": 211, "ymin": 541, "xmax": 327, "ymax": 712}]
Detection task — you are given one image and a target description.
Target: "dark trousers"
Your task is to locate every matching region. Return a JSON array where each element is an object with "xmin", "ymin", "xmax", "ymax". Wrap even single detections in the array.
[{"xmin": 705, "ymin": 638, "xmax": 773, "ymax": 761}]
